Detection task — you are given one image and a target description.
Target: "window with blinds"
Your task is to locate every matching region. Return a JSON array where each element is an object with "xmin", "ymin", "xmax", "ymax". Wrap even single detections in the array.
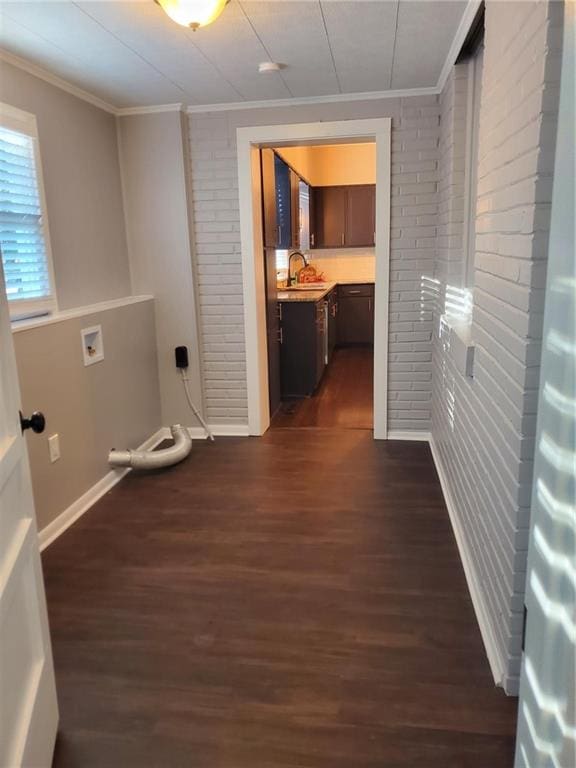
[{"xmin": 0, "ymin": 105, "xmax": 56, "ymax": 320}]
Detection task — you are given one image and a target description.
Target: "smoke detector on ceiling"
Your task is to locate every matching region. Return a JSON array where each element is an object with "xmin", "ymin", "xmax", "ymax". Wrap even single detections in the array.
[{"xmin": 258, "ymin": 62, "xmax": 283, "ymax": 74}]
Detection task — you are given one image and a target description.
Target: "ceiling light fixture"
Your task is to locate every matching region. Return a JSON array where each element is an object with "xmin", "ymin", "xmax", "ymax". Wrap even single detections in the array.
[{"xmin": 155, "ymin": 0, "xmax": 230, "ymax": 31}]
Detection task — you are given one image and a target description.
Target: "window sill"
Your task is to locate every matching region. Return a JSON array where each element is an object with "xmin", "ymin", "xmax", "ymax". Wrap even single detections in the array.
[
  {"xmin": 11, "ymin": 295, "xmax": 154, "ymax": 333},
  {"xmin": 439, "ymin": 314, "xmax": 475, "ymax": 378}
]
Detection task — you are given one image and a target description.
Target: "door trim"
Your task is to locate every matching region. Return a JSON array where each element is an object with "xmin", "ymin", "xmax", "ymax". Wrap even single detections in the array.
[{"xmin": 237, "ymin": 118, "xmax": 392, "ymax": 438}]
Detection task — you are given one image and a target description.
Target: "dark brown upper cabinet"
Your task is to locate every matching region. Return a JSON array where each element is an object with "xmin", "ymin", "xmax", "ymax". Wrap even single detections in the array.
[
  {"xmin": 261, "ymin": 149, "xmax": 300, "ymax": 249},
  {"xmin": 290, "ymin": 169, "xmax": 300, "ymax": 249},
  {"xmin": 261, "ymin": 148, "xmax": 278, "ymax": 248},
  {"xmin": 346, "ymin": 185, "xmax": 376, "ymax": 247},
  {"xmin": 312, "ymin": 186, "xmax": 347, "ymax": 248},
  {"xmin": 311, "ymin": 184, "xmax": 375, "ymax": 249}
]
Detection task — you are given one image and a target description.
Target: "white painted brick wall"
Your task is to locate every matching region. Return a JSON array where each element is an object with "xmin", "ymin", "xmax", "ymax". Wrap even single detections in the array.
[
  {"xmin": 187, "ymin": 96, "xmax": 439, "ymax": 427},
  {"xmin": 431, "ymin": 0, "xmax": 563, "ymax": 693}
]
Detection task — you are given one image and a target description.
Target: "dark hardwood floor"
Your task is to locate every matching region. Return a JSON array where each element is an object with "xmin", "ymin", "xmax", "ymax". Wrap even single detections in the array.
[
  {"xmin": 272, "ymin": 346, "xmax": 374, "ymax": 430},
  {"xmin": 44, "ymin": 430, "xmax": 517, "ymax": 768}
]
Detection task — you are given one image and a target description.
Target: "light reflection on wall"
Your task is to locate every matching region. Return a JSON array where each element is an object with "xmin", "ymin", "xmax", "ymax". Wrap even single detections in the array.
[
  {"xmin": 432, "ymin": 279, "xmax": 471, "ymax": 433},
  {"xmin": 514, "ymin": 6, "xmax": 575, "ymax": 764}
]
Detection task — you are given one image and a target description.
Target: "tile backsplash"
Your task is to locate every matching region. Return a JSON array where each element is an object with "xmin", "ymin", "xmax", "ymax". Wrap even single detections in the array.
[{"xmin": 306, "ymin": 249, "xmax": 375, "ymax": 282}]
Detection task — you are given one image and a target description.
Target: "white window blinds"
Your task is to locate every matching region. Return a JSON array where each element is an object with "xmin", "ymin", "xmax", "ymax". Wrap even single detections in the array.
[{"xmin": 0, "ymin": 105, "xmax": 56, "ymax": 319}]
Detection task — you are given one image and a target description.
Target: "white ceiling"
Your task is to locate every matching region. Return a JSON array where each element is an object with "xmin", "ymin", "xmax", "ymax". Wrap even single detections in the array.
[{"xmin": 0, "ymin": 1, "xmax": 468, "ymax": 110}]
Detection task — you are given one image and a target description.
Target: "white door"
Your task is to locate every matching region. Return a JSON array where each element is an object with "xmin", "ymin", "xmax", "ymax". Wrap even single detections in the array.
[
  {"xmin": 0, "ymin": 261, "xmax": 58, "ymax": 763},
  {"xmin": 514, "ymin": 4, "xmax": 575, "ymax": 766}
]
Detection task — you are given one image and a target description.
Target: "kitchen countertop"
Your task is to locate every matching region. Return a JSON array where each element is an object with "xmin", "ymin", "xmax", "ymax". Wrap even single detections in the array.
[{"xmin": 277, "ymin": 280, "xmax": 374, "ymax": 303}]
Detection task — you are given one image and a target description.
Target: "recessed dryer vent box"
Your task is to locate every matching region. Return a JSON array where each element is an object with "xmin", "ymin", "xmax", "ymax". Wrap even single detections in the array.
[{"xmin": 81, "ymin": 325, "xmax": 104, "ymax": 366}]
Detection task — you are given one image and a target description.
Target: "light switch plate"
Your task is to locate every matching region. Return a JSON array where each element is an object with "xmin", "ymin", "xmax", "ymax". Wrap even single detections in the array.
[{"xmin": 48, "ymin": 434, "xmax": 60, "ymax": 463}]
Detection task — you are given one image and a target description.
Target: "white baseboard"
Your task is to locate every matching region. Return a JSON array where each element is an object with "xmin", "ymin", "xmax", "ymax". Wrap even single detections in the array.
[
  {"xmin": 38, "ymin": 427, "xmax": 165, "ymax": 552},
  {"xmin": 387, "ymin": 430, "xmax": 431, "ymax": 442},
  {"xmin": 181, "ymin": 423, "xmax": 250, "ymax": 439},
  {"xmin": 428, "ymin": 435, "xmax": 507, "ymax": 690}
]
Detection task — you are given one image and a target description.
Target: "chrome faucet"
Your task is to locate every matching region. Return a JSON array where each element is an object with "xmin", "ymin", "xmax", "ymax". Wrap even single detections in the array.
[{"xmin": 287, "ymin": 250, "xmax": 309, "ymax": 286}]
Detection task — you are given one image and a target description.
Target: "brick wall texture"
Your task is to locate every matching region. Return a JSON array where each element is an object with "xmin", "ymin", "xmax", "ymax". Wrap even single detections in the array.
[{"xmin": 431, "ymin": 0, "xmax": 562, "ymax": 694}]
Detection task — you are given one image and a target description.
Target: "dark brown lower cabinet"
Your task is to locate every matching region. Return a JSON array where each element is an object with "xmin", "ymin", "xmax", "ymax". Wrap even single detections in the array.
[
  {"xmin": 277, "ymin": 284, "xmax": 373, "ymax": 400},
  {"xmin": 279, "ymin": 299, "xmax": 326, "ymax": 398},
  {"xmin": 337, "ymin": 283, "xmax": 374, "ymax": 345},
  {"xmin": 327, "ymin": 289, "xmax": 338, "ymax": 360}
]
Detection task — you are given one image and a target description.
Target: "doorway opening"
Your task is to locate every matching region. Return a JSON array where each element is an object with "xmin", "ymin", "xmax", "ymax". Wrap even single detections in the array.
[
  {"xmin": 260, "ymin": 142, "xmax": 376, "ymax": 430},
  {"xmin": 236, "ymin": 119, "xmax": 391, "ymax": 439}
]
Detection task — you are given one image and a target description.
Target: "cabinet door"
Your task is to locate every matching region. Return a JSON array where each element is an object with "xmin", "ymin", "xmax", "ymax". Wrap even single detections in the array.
[
  {"xmin": 261, "ymin": 148, "xmax": 278, "ymax": 248},
  {"xmin": 290, "ymin": 170, "xmax": 300, "ymax": 249},
  {"xmin": 280, "ymin": 302, "xmax": 318, "ymax": 397},
  {"xmin": 315, "ymin": 301, "xmax": 327, "ymax": 386},
  {"xmin": 313, "ymin": 186, "xmax": 346, "ymax": 248},
  {"xmin": 275, "ymin": 154, "xmax": 292, "ymax": 249},
  {"xmin": 299, "ymin": 181, "xmax": 311, "ymax": 251},
  {"xmin": 337, "ymin": 295, "xmax": 374, "ymax": 345},
  {"xmin": 328, "ymin": 290, "xmax": 337, "ymax": 360},
  {"xmin": 345, "ymin": 185, "xmax": 376, "ymax": 247}
]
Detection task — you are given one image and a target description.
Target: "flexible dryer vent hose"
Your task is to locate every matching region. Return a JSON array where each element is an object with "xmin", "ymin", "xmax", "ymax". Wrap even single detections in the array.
[{"xmin": 108, "ymin": 424, "xmax": 192, "ymax": 470}]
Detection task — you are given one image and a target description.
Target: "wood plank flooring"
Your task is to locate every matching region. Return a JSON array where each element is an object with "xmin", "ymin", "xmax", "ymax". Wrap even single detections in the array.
[
  {"xmin": 272, "ymin": 347, "xmax": 373, "ymax": 430},
  {"xmin": 43, "ymin": 430, "xmax": 517, "ymax": 768}
]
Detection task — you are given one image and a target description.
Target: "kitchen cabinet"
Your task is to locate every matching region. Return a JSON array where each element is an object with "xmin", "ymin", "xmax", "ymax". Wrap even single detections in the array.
[
  {"xmin": 311, "ymin": 185, "xmax": 375, "ymax": 249},
  {"xmin": 279, "ymin": 299, "xmax": 326, "ymax": 398},
  {"xmin": 327, "ymin": 288, "xmax": 338, "ymax": 361},
  {"xmin": 275, "ymin": 154, "xmax": 292, "ymax": 248},
  {"xmin": 290, "ymin": 169, "xmax": 300, "ymax": 248},
  {"xmin": 337, "ymin": 283, "xmax": 374, "ymax": 345},
  {"xmin": 261, "ymin": 148, "xmax": 278, "ymax": 248},
  {"xmin": 261, "ymin": 149, "xmax": 300, "ymax": 249},
  {"xmin": 346, "ymin": 185, "xmax": 376, "ymax": 247},
  {"xmin": 312, "ymin": 186, "xmax": 347, "ymax": 248}
]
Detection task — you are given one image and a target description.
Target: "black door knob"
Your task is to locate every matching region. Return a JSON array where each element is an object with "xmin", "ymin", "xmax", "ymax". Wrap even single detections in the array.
[{"xmin": 20, "ymin": 411, "xmax": 46, "ymax": 434}]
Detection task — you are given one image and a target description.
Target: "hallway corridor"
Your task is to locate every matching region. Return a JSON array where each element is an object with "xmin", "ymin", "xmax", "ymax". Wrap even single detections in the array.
[{"xmin": 43, "ymin": 430, "xmax": 517, "ymax": 767}]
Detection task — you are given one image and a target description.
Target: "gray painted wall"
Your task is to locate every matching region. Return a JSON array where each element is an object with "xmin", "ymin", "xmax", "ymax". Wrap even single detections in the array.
[
  {"xmin": 0, "ymin": 61, "xmax": 131, "ymax": 309},
  {"xmin": 14, "ymin": 299, "xmax": 161, "ymax": 531},
  {"xmin": 118, "ymin": 111, "xmax": 204, "ymax": 428},
  {"xmin": 187, "ymin": 95, "xmax": 440, "ymax": 429},
  {"xmin": 1, "ymin": 63, "xmax": 163, "ymax": 535},
  {"xmin": 431, "ymin": 0, "xmax": 563, "ymax": 694}
]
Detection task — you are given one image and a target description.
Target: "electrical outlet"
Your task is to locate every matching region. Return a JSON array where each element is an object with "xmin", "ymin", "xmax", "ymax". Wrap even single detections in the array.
[{"xmin": 48, "ymin": 434, "xmax": 60, "ymax": 463}]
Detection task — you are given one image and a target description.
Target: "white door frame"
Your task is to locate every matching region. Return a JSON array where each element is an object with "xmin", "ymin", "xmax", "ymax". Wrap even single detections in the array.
[{"xmin": 237, "ymin": 118, "xmax": 391, "ymax": 438}]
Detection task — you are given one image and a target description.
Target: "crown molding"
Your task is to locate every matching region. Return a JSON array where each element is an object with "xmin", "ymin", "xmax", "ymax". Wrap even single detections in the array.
[
  {"xmin": 1, "ymin": 0, "xmax": 478, "ymax": 118},
  {"xmin": 436, "ymin": 0, "xmax": 482, "ymax": 93},
  {"xmin": 116, "ymin": 103, "xmax": 183, "ymax": 117},
  {"xmin": 0, "ymin": 48, "xmax": 118, "ymax": 115},
  {"xmin": 186, "ymin": 86, "xmax": 439, "ymax": 114}
]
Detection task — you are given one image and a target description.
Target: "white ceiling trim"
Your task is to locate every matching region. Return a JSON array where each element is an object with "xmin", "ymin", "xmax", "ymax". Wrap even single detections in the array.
[
  {"xmin": 185, "ymin": 86, "xmax": 439, "ymax": 114},
  {"xmin": 117, "ymin": 103, "xmax": 183, "ymax": 116},
  {"xmin": 436, "ymin": 0, "xmax": 482, "ymax": 93},
  {"xmin": 0, "ymin": 0, "xmax": 478, "ymax": 118},
  {"xmin": 0, "ymin": 48, "xmax": 118, "ymax": 115}
]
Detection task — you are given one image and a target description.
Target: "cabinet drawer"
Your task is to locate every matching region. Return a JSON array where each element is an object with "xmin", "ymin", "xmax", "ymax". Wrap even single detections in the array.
[{"xmin": 338, "ymin": 283, "xmax": 374, "ymax": 298}]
